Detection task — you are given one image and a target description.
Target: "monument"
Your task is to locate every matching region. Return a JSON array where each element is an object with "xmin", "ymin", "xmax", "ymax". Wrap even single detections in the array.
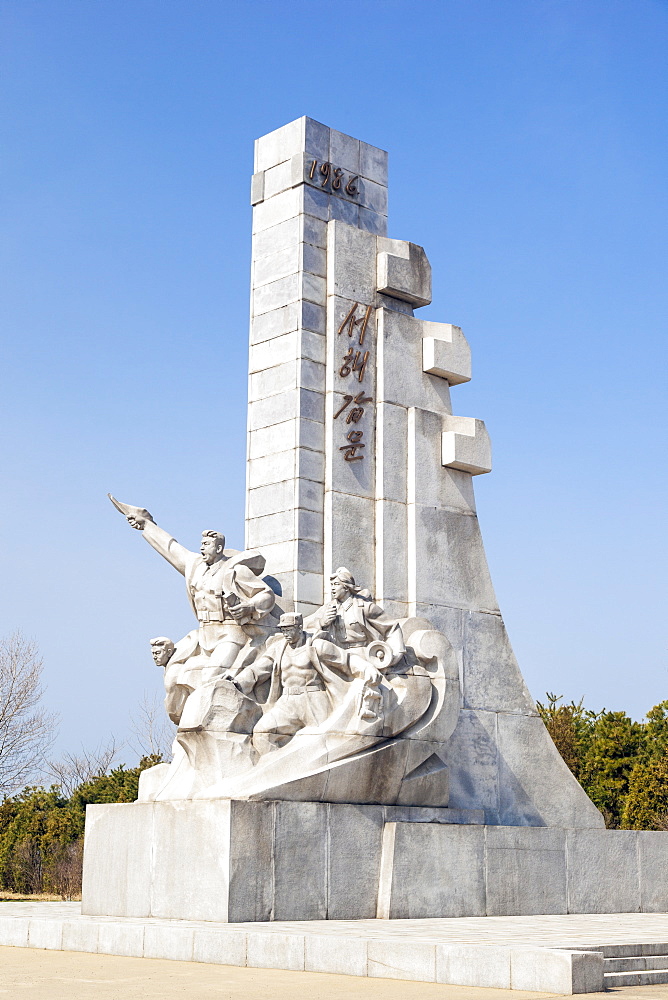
[{"xmin": 81, "ymin": 117, "xmax": 667, "ymax": 927}]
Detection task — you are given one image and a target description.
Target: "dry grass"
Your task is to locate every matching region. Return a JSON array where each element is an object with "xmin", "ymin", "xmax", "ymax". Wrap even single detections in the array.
[{"xmin": 0, "ymin": 891, "xmax": 79, "ymax": 901}]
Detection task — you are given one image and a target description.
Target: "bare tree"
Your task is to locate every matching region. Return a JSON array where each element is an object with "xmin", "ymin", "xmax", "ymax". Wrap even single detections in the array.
[
  {"xmin": 129, "ymin": 691, "xmax": 175, "ymax": 762},
  {"xmin": 43, "ymin": 737, "xmax": 122, "ymax": 797},
  {"xmin": 0, "ymin": 632, "xmax": 57, "ymax": 795}
]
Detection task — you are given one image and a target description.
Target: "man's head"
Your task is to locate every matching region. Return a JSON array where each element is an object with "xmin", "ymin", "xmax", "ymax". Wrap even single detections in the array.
[
  {"xmin": 330, "ymin": 566, "xmax": 356, "ymax": 602},
  {"xmin": 278, "ymin": 612, "xmax": 304, "ymax": 647},
  {"xmin": 200, "ymin": 530, "xmax": 225, "ymax": 565},
  {"xmin": 150, "ymin": 636, "xmax": 175, "ymax": 667}
]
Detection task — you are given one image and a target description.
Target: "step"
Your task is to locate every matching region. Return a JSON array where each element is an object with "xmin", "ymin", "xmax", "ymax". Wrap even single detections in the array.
[
  {"xmin": 605, "ymin": 955, "xmax": 668, "ymax": 973},
  {"xmin": 604, "ymin": 969, "xmax": 668, "ymax": 987},
  {"xmin": 595, "ymin": 942, "xmax": 668, "ymax": 958}
]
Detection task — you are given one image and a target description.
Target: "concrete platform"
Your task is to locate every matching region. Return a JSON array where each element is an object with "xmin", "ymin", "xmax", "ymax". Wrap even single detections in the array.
[{"xmin": 3, "ymin": 904, "xmax": 668, "ymax": 994}]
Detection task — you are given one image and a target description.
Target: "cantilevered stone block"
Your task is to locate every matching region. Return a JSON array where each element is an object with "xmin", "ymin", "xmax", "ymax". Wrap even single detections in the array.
[
  {"xmin": 422, "ymin": 323, "xmax": 471, "ymax": 385},
  {"xmin": 377, "ymin": 239, "xmax": 431, "ymax": 307},
  {"xmin": 441, "ymin": 415, "xmax": 492, "ymax": 475}
]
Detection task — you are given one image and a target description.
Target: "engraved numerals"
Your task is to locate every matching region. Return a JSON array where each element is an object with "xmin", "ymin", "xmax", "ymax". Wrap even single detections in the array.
[{"xmin": 307, "ymin": 159, "xmax": 359, "ymax": 199}]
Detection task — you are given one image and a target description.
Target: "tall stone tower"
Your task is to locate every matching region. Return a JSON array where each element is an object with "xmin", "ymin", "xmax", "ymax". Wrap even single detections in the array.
[{"xmin": 246, "ymin": 116, "xmax": 601, "ymax": 828}]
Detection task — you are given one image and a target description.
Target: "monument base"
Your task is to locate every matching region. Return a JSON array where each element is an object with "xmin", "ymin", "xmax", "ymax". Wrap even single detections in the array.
[{"xmin": 82, "ymin": 799, "xmax": 668, "ymax": 923}]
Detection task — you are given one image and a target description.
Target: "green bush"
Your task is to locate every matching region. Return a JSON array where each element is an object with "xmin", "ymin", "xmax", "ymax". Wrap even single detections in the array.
[
  {"xmin": 538, "ymin": 695, "xmax": 668, "ymax": 829},
  {"xmin": 0, "ymin": 756, "xmax": 161, "ymax": 896}
]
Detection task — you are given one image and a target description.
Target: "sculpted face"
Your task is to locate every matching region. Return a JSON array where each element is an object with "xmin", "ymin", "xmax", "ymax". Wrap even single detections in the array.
[
  {"xmin": 200, "ymin": 535, "xmax": 223, "ymax": 565},
  {"xmin": 151, "ymin": 641, "xmax": 174, "ymax": 667},
  {"xmin": 280, "ymin": 624, "xmax": 303, "ymax": 647},
  {"xmin": 330, "ymin": 579, "xmax": 350, "ymax": 602}
]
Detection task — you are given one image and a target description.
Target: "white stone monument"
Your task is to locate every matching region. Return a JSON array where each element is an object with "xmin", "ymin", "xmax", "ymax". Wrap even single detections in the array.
[{"xmin": 82, "ymin": 118, "xmax": 668, "ymax": 924}]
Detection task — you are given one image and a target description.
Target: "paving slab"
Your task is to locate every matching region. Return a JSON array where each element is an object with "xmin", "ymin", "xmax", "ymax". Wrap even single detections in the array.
[{"xmin": 3, "ymin": 904, "xmax": 668, "ymax": 994}]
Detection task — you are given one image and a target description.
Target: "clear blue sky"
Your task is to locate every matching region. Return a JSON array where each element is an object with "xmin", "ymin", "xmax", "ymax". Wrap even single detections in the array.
[{"xmin": 1, "ymin": 0, "xmax": 666, "ymax": 761}]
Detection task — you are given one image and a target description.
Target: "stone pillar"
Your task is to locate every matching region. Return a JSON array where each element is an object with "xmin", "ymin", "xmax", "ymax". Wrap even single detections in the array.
[{"xmin": 246, "ymin": 117, "xmax": 388, "ymax": 615}]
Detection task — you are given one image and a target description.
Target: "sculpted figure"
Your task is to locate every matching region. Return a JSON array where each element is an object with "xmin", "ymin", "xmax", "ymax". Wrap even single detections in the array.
[
  {"xmin": 305, "ymin": 566, "xmax": 405, "ymax": 666},
  {"xmin": 150, "ymin": 636, "xmax": 191, "ymax": 726},
  {"xmin": 150, "ymin": 636, "xmax": 175, "ymax": 668},
  {"xmin": 231, "ymin": 612, "xmax": 359, "ymax": 753},
  {"xmin": 110, "ymin": 496, "xmax": 276, "ymax": 687}
]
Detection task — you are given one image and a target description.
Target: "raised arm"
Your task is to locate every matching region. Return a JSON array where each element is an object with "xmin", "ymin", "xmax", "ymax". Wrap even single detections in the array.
[{"xmin": 108, "ymin": 494, "xmax": 190, "ymax": 576}]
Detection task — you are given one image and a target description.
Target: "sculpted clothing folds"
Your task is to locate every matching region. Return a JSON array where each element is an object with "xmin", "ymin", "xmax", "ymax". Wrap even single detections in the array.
[
  {"xmin": 141, "ymin": 521, "xmax": 276, "ymax": 721},
  {"xmin": 305, "ymin": 594, "xmax": 404, "ymax": 662}
]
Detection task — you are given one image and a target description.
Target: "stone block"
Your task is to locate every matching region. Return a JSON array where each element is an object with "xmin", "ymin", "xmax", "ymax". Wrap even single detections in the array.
[
  {"xmin": 375, "ymin": 499, "xmax": 408, "ymax": 604},
  {"xmin": 302, "ymin": 213, "xmax": 328, "ymax": 249},
  {"xmin": 246, "ymin": 931, "xmax": 305, "ymax": 970},
  {"xmin": 326, "ymin": 221, "xmax": 377, "ymax": 302},
  {"xmin": 329, "ymin": 197, "xmax": 359, "ymax": 227},
  {"xmin": 485, "ymin": 826, "xmax": 567, "ymax": 916},
  {"xmin": 377, "ymin": 310, "xmax": 451, "ymax": 413},
  {"xmin": 441, "ymin": 416, "xmax": 492, "ymax": 475},
  {"xmin": 367, "ymin": 939, "xmax": 436, "ymax": 981},
  {"xmin": 360, "ymin": 140, "xmax": 388, "ymax": 186},
  {"xmin": 510, "ymin": 947, "xmax": 603, "ymax": 994},
  {"xmin": 249, "ymin": 388, "xmax": 324, "ymax": 431},
  {"xmin": 144, "ymin": 923, "xmax": 194, "ymax": 961},
  {"xmin": 444, "ymin": 709, "xmax": 500, "ymax": 820},
  {"xmin": 359, "ymin": 178, "xmax": 388, "ymax": 216},
  {"xmin": 248, "ymin": 418, "xmax": 324, "ymax": 461},
  {"xmin": 498, "ymin": 715, "xmax": 604, "ymax": 829},
  {"xmin": 380, "ymin": 822, "xmax": 486, "ymax": 918},
  {"xmin": 254, "ymin": 118, "xmax": 329, "ymax": 173},
  {"xmin": 639, "ymin": 831, "xmax": 668, "ymax": 911},
  {"xmin": 250, "ymin": 358, "xmax": 325, "ymax": 401},
  {"xmin": 305, "ymin": 934, "xmax": 368, "ymax": 976},
  {"xmin": 228, "ymin": 800, "xmax": 275, "ymax": 922},
  {"xmin": 252, "ymin": 187, "xmax": 301, "ymax": 234},
  {"xmin": 250, "ymin": 170, "xmax": 264, "ymax": 206},
  {"xmin": 81, "ymin": 802, "xmax": 153, "ymax": 917},
  {"xmin": 329, "ymin": 129, "xmax": 360, "ymax": 173},
  {"xmin": 251, "ymin": 302, "xmax": 300, "ymax": 344},
  {"xmin": 0, "ymin": 915, "xmax": 28, "ymax": 946},
  {"xmin": 273, "ymin": 801, "xmax": 328, "ymax": 919},
  {"xmin": 302, "ymin": 184, "xmax": 329, "ymax": 221},
  {"xmin": 409, "ymin": 505, "xmax": 498, "ymax": 612},
  {"xmin": 61, "ymin": 918, "xmax": 100, "ymax": 954},
  {"xmin": 376, "ymin": 401, "xmax": 407, "ymax": 502},
  {"xmin": 252, "ymin": 216, "xmax": 300, "ymax": 260},
  {"xmin": 325, "ymin": 739, "xmax": 409, "ymax": 806},
  {"xmin": 192, "ymin": 928, "xmax": 247, "ymax": 966},
  {"xmin": 463, "ymin": 611, "xmax": 535, "ymax": 715},
  {"xmin": 246, "ymin": 509, "xmax": 294, "ymax": 550},
  {"xmin": 422, "ymin": 323, "xmax": 471, "ymax": 385},
  {"xmin": 28, "ymin": 918, "xmax": 63, "ymax": 949},
  {"xmin": 324, "ymin": 490, "xmax": 375, "ymax": 585},
  {"xmin": 253, "ymin": 272, "xmax": 300, "ymax": 316},
  {"xmin": 567, "ymin": 829, "xmax": 640, "ymax": 913},
  {"xmin": 377, "ymin": 240, "xmax": 431, "ymax": 307},
  {"xmin": 407, "ymin": 407, "xmax": 477, "ymax": 515},
  {"xmin": 302, "ymin": 300, "xmax": 326, "ymax": 334},
  {"xmin": 254, "ymin": 117, "xmax": 303, "ymax": 171},
  {"xmin": 327, "ymin": 804, "xmax": 384, "ymax": 918},
  {"xmin": 303, "ymin": 242, "xmax": 327, "ymax": 277},
  {"xmin": 293, "ymin": 569, "xmax": 324, "ymax": 606},
  {"xmin": 262, "ymin": 155, "xmax": 302, "ymax": 200},
  {"xmin": 358, "ymin": 207, "xmax": 387, "ymax": 236},
  {"xmin": 97, "ymin": 920, "xmax": 144, "ymax": 957},
  {"xmin": 436, "ymin": 944, "xmax": 511, "ymax": 988},
  {"xmin": 249, "ymin": 330, "xmax": 325, "ymax": 374},
  {"xmin": 253, "ymin": 244, "xmax": 301, "ymax": 288},
  {"xmin": 247, "ymin": 450, "xmax": 296, "ymax": 489},
  {"xmin": 150, "ymin": 800, "xmax": 233, "ymax": 921}
]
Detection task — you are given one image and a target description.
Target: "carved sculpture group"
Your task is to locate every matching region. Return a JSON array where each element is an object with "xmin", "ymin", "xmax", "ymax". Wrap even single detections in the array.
[{"xmin": 109, "ymin": 496, "xmax": 460, "ymax": 801}]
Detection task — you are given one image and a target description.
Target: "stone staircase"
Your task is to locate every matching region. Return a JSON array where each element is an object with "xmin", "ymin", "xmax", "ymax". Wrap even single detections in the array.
[{"xmin": 598, "ymin": 943, "xmax": 668, "ymax": 988}]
